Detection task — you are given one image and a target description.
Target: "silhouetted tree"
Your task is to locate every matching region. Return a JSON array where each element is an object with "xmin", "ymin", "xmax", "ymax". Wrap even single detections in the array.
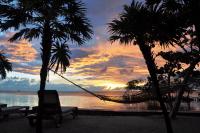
[
  {"xmin": 169, "ymin": 28, "xmax": 200, "ymax": 118},
  {"xmin": 156, "ymin": 58, "xmax": 182, "ymax": 109},
  {"xmin": 108, "ymin": 1, "xmax": 185, "ymax": 132},
  {"xmin": 126, "ymin": 79, "xmax": 144, "ymax": 90},
  {"xmin": 123, "ymin": 79, "xmax": 145, "ymax": 99},
  {"xmin": 0, "ymin": 0, "xmax": 92, "ymax": 133},
  {"xmin": 146, "ymin": 0, "xmax": 200, "ymax": 118},
  {"xmin": 0, "ymin": 51, "xmax": 12, "ymax": 79},
  {"xmin": 160, "ymin": 27, "xmax": 200, "ymax": 117}
]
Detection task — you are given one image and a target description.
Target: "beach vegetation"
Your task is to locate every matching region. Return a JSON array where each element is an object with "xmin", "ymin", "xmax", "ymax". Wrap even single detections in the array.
[
  {"xmin": 146, "ymin": 0, "xmax": 200, "ymax": 118},
  {"xmin": 0, "ymin": 51, "xmax": 12, "ymax": 79}
]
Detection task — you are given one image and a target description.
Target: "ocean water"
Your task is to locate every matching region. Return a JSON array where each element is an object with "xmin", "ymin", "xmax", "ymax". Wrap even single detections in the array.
[{"xmin": 0, "ymin": 91, "xmax": 200, "ymax": 111}]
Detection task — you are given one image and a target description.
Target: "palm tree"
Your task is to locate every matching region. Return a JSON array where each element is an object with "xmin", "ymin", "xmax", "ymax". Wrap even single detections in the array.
[
  {"xmin": 108, "ymin": 1, "xmax": 184, "ymax": 132},
  {"xmin": 146, "ymin": 0, "xmax": 200, "ymax": 118},
  {"xmin": 0, "ymin": 0, "xmax": 92, "ymax": 132},
  {"xmin": 0, "ymin": 51, "xmax": 12, "ymax": 79}
]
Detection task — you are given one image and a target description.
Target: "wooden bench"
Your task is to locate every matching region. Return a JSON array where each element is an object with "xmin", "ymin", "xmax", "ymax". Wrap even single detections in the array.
[
  {"xmin": 0, "ymin": 106, "xmax": 29, "ymax": 118},
  {"xmin": 27, "ymin": 106, "xmax": 78, "ymax": 127},
  {"xmin": 0, "ymin": 103, "xmax": 7, "ymax": 108}
]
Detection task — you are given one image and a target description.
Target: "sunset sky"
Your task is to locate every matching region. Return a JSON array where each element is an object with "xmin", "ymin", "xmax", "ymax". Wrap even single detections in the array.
[{"xmin": 0, "ymin": 0, "xmax": 176, "ymax": 92}]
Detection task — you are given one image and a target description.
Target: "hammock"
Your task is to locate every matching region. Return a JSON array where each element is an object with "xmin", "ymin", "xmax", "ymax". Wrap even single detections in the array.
[{"xmin": 49, "ymin": 69, "xmax": 186, "ymax": 104}]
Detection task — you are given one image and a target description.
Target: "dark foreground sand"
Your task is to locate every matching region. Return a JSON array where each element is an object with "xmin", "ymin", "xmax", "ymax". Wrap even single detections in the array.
[{"xmin": 0, "ymin": 115, "xmax": 200, "ymax": 133}]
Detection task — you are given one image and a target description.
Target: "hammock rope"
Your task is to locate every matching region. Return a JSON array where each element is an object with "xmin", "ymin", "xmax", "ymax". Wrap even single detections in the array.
[
  {"xmin": 49, "ymin": 68, "xmax": 189, "ymax": 104},
  {"xmin": 49, "ymin": 69, "xmax": 104, "ymax": 100}
]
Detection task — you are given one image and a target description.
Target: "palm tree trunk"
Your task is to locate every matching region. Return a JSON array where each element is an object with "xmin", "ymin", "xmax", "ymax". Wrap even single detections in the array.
[
  {"xmin": 138, "ymin": 41, "xmax": 173, "ymax": 133},
  {"xmin": 36, "ymin": 21, "xmax": 52, "ymax": 133}
]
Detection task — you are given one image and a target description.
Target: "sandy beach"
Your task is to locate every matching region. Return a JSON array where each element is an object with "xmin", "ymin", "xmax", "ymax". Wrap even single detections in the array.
[{"xmin": 0, "ymin": 114, "xmax": 200, "ymax": 133}]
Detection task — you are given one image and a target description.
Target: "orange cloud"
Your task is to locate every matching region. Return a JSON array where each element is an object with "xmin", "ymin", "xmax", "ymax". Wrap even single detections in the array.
[
  {"xmin": 0, "ymin": 33, "xmax": 39, "ymax": 75},
  {"xmin": 5, "ymin": 40, "xmax": 37, "ymax": 63},
  {"xmin": 58, "ymin": 41, "xmax": 148, "ymax": 89},
  {"xmin": 57, "ymin": 41, "xmax": 181, "ymax": 90},
  {"xmin": 15, "ymin": 66, "xmax": 41, "ymax": 75}
]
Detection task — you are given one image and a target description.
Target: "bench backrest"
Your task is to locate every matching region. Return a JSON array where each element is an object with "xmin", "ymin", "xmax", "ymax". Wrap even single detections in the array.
[{"xmin": 38, "ymin": 90, "xmax": 61, "ymax": 115}]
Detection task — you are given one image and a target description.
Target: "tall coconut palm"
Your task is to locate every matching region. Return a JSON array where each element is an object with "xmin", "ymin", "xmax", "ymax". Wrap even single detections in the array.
[
  {"xmin": 0, "ymin": 51, "xmax": 12, "ymax": 79},
  {"xmin": 146, "ymin": 0, "xmax": 200, "ymax": 118},
  {"xmin": 0, "ymin": 0, "xmax": 92, "ymax": 132},
  {"xmin": 108, "ymin": 1, "xmax": 185, "ymax": 132}
]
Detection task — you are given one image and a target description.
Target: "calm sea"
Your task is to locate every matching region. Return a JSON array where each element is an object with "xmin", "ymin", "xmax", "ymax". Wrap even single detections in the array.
[{"xmin": 0, "ymin": 91, "xmax": 200, "ymax": 111}]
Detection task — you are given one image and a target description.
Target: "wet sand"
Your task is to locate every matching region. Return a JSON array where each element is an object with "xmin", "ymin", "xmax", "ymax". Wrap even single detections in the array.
[{"xmin": 0, "ymin": 114, "xmax": 200, "ymax": 133}]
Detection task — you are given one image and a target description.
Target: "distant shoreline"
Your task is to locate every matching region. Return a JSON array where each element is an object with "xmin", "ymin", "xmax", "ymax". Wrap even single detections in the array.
[
  {"xmin": 0, "ymin": 90, "xmax": 126, "ymax": 96},
  {"xmin": 1, "ymin": 90, "xmax": 199, "ymax": 98}
]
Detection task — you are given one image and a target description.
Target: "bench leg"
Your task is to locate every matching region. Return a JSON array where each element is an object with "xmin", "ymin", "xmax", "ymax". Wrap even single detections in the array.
[
  {"xmin": 28, "ymin": 117, "xmax": 36, "ymax": 127},
  {"xmin": 25, "ymin": 107, "xmax": 29, "ymax": 116},
  {"xmin": 54, "ymin": 114, "xmax": 62, "ymax": 128},
  {"xmin": 72, "ymin": 108, "xmax": 78, "ymax": 119}
]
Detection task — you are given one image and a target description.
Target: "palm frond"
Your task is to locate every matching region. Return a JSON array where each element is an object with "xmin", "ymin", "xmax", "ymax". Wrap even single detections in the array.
[
  {"xmin": 9, "ymin": 27, "xmax": 41, "ymax": 42},
  {"xmin": 145, "ymin": 0, "xmax": 162, "ymax": 6},
  {"xmin": 0, "ymin": 51, "xmax": 12, "ymax": 79},
  {"xmin": 108, "ymin": 1, "xmax": 149, "ymax": 45},
  {"xmin": 0, "ymin": 2, "xmax": 33, "ymax": 31},
  {"xmin": 61, "ymin": 0, "xmax": 93, "ymax": 45},
  {"xmin": 49, "ymin": 42, "xmax": 71, "ymax": 74},
  {"xmin": 109, "ymin": 0, "xmax": 184, "ymax": 47}
]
